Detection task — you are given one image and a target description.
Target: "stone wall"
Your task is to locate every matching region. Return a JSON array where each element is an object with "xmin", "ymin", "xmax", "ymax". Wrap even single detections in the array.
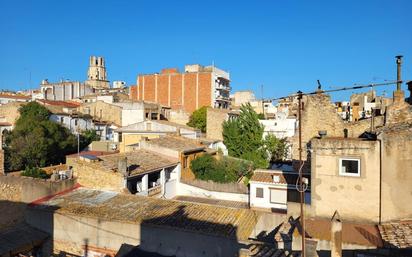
[
  {"xmin": 290, "ymin": 93, "xmax": 384, "ymax": 165},
  {"xmin": 206, "ymin": 107, "xmax": 229, "ymax": 140},
  {"xmin": 78, "ymin": 100, "xmax": 122, "ymax": 126},
  {"xmin": 0, "ymin": 101, "xmax": 24, "ymax": 125},
  {"xmin": 0, "ymin": 174, "xmax": 77, "ymax": 203},
  {"xmin": 67, "ymin": 157, "xmax": 124, "ymax": 192}
]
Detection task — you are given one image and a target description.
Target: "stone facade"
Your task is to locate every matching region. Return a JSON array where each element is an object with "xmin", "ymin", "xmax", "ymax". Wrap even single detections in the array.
[
  {"xmin": 85, "ymin": 56, "xmax": 110, "ymax": 89},
  {"xmin": 290, "ymin": 93, "xmax": 384, "ymax": 166},
  {"xmin": 206, "ymin": 107, "xmax": 230, "ymax": 140},
  {"xmin": 0, "ymin": 101, "xmax": 25, "ymax": 126},
  {"xmin": 66, "ymin": 157, "xmax": 124, "ymax": 192}
]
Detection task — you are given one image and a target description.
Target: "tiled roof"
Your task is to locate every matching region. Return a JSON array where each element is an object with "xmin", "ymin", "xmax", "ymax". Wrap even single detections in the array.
[
  {"xmin": 31, "ymin": 188, "xmax": 259, "ymax": 240},
  {"xmin": 98, "ymin": 149, "xmax": 178, "ymax": 176},
  {"xmin": 145, "ymin": 136, "xmax": 205, "ymax": 153},
  {"xmin": 0, "ymin": 94, "xmax": 31, "ymax": 100},
  {"xmin": 276, "ymin": 217, "xmax": 383, "ymax": 247},
  {"xmin": 250, "ymin": 170, "xmax": 300, "ymax": 185},
  {"xmin": 37, "ymin": 99, "xmax": 81, "ymax": 108},
  {"xmin": 66, "ymin": 150, "xmax": 117, "ymax": 158},
  {"xmin": 0, "ymin": 122, "xmax": 12, "ymax": 126},
  {"xmin": 379, "ymin": 220, "xmax": 412, "ymax": 248}
]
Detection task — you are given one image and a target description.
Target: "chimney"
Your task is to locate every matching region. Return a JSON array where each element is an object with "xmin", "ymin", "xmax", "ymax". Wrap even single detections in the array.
[
  {"xmin": 118, "ymin": 157, "xmax": 128, "ymax": 177},
  {"xmin": 331, "ymin": 211, "xmax": 342, "ymax": 257},
  {"xmin": 393, "ymin": 55, "xmax": 405, "ymax": 103}
]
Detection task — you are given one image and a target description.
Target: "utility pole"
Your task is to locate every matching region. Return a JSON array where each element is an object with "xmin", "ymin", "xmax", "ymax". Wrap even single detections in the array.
[
  {"xmin": 261, "ymin": 84, "xmax": 265, "ymax": 118},
  {"xmin": 298, "ymin": 90, "xmax": 305, "ymax": 257}
]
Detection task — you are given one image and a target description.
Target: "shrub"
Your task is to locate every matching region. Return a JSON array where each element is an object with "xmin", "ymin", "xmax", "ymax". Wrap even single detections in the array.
[
  {"xmin": 21, "ymin": 167, "xmax": 50, "ymax": 179},
  {"xmin": 190, "ymin": 154, "xmax": 253, "ymax": 183}
]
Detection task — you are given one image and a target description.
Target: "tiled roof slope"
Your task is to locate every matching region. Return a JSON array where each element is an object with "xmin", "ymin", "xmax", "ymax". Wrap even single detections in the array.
[
  {"xmin": 379, "ymin": 220, "xmax": 412, "ymax": 249},
  {"xmin": 146, "ymin": 136, "xmax": 205, "ymax": 152},
  {"xmin": 31, "ymin": 188, "xmax": 259, "ymax": 240}
]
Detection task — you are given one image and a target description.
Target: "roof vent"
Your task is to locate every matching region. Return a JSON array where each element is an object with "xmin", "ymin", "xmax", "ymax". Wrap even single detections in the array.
[{"xmin": 272, "ymin": 175, "xmax": 280, "ymax": 183}]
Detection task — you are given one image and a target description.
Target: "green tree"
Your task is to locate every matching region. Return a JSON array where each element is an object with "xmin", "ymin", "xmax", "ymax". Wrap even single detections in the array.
[
  {"xmin": 4, "ymin": 102, "xmax": 78, "ymax": 171},
  {"xmin": 264, "ymin": 134, "xmax": 288, "ymax": 163},
  {"xmin": 222, "ymin": 103, "xmax": 268, "ymax": 168},
  {"xmin": 187, "ymin": 106, "xmax": 207, "ymax": 132},
  {"xmin": 21, "ymin": 167, "xmax": 50, "ymax": 179},
  {"xmin": 80, "ymin": 129, "xmax": 100, "ymax": 149},
  {"xmin": 190, "ymin": 154, "xmax": 252, "ymax": 183}
]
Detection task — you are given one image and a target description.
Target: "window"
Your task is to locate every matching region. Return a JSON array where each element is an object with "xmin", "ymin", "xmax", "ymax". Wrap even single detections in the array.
[
  {"xmin": 256, "ymin": 187, "xmax": 264, "ymax": 198},
  {"xmin": 183, "ymin": 156, "xmax": 188, "ymax": 169},
  {"xmin": 60, "ymin": 117, "xmax": 64, "ymax": 124},
  {"xmin": 118, "ymin": 132, "xmax": 122, "ymax": 142},
  {"xmin": 339, "ymin": 158, "xmax": 360, "ymax": 177}
]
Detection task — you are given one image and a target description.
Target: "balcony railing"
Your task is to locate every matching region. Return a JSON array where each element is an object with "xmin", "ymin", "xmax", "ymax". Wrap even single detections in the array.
[{"xmin": 148, "ymin": 185, "xmax": 162, "ymax": 197}]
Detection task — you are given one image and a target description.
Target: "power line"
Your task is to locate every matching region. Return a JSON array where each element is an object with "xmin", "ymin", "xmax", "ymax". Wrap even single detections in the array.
[{"xmin": 263, "ymin": 80, "xmax": 402, "ymax": 102}]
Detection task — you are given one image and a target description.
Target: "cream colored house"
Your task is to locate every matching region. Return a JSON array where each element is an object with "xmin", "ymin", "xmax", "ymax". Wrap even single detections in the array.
[{"xmin": 114, "ymin": 120, "xmax": 200, "ymax": 153}]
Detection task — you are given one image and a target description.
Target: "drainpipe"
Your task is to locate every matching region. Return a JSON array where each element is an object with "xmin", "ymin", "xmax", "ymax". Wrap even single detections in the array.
[{"xmin": 378, "ymin": 138, "xmax": 382, "ymax": 224}]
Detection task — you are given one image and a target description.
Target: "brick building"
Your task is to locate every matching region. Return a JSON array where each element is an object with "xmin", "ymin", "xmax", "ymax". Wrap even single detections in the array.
[{"xmin": 130, "ymin": 64, "xmax": 231, "ymax": 113}]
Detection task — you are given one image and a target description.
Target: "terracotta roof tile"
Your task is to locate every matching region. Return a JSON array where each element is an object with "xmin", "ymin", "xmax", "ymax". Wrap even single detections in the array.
[
  {"xmin": 98, "ymin": 149, "xmax": 179, "ymax": 176},
  {"xmin": 37, "ymin": 99, "xmax": 81, "ymax": 108},
  {"xmin": 379, "ymin": 220, "xmax": 412, "ymax": 248},
  {"xmin": 146, "ymin": 136, "xmax": 205, "ymax": 153}
]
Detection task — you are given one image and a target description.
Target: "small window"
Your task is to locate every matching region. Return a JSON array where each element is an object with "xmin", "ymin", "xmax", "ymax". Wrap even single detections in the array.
[
  {"xmin": 339, "ymin": 158, "xmax": 360, "ymax": 177},
  {"xmin": 256, "ymin": 187, "xmax": 264, "ymax": 198},
  {"xmin": 118, "ymin": 132, "xmax": 122, "ymax": 142},
  {"xmin": 74, "ymin": 119, "xmax": 78, "ymax": 126},
  {"xmin": 60, "ymin": 117, "xmax": 64, "ymax": 124},
  {"xmin": 183, "ymin": 156, "xmax": 188, "ymax": 169}
]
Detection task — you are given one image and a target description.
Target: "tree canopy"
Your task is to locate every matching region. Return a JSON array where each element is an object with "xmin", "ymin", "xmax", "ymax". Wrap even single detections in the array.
[
  {"xmin": 4, "ymin": 102, "xmax": 96, "ymax": 171},
  {"xmin": 190, "ymin": 154, "xmax": 251, "ymax": 183},
  {"xmin": 222, "ymin": 103, "xmax": 287, "ymax": 168},
  {"xmin": 187, "ymin": 106, "xmax": 207, "ymax": 132}
]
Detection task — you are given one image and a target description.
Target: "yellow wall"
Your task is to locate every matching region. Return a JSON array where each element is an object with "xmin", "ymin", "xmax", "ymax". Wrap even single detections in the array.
[{"xmin": 119, "ymin": 133, "xmax": 161, "ymax": 153}]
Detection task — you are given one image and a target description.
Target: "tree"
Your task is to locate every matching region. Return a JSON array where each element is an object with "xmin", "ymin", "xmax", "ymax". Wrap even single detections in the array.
[
  {"xmin": 190, "ymin": 154, "xmax": 251, "ymax": 183},
  {"xmin": 4, "ymin": 102, "xmax": 78, "ymax": 171},
  {"xmin": 187, "ymin": 106, "xmax": 207, "ymax": 132},
  {"xmin": 21, "ymin": 167, "xmax": 50, "ymax": 179},
  {"xmin": 222, "ymin": 103, "xmax": 268, "ymax": 168},
  {"xmin": 264, "ymin": 134, "xmax": 288, "ymax": 163}
]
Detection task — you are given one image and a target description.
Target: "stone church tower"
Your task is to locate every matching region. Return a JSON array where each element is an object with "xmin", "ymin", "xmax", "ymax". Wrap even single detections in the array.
[{"xmin": 85, "ymin": 56, "xmax": 110, "ymax": 89}]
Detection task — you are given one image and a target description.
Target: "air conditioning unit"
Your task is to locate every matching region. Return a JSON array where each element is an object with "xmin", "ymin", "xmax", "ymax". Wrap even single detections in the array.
[{"xmin": 272, "ymin": 175, "xmax": 280, "ymax": 183}]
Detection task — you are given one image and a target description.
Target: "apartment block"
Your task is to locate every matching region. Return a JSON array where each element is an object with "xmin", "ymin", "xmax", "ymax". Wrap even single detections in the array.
[{"xmin": 130, "ymin": 64, "xmax": 231, "ymax": 113}]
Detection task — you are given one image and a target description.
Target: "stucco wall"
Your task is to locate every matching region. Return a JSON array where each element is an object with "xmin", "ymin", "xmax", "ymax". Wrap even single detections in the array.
[
  {"xmin": 26, "ymin": 208, "xmax": 247, "ymax": 257},
  {"xmin": 177, "ymin": 181, "xmax": 249, "ymax": 203},
  {"xmin": 380, "ymin": 130, "xmax": 412, "ymax": 222},
  {"xmin": 310, "ymin": 138, "xmax": 380, "ymax": 223},
  {"xmin": 249, "ymin": 182, "xmax": 287, "ymax": 210}
]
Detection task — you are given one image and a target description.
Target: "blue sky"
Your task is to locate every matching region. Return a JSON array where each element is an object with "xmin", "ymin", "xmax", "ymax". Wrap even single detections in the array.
[{"xmin": 0, "ymin": 0, "xmax": 411, "ymax": 101}]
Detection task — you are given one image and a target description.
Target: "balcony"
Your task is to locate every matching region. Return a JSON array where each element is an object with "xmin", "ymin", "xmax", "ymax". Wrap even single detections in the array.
[{"xmin": 148, "ymin": 184, "xmax": 162, "ymax": 197}]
